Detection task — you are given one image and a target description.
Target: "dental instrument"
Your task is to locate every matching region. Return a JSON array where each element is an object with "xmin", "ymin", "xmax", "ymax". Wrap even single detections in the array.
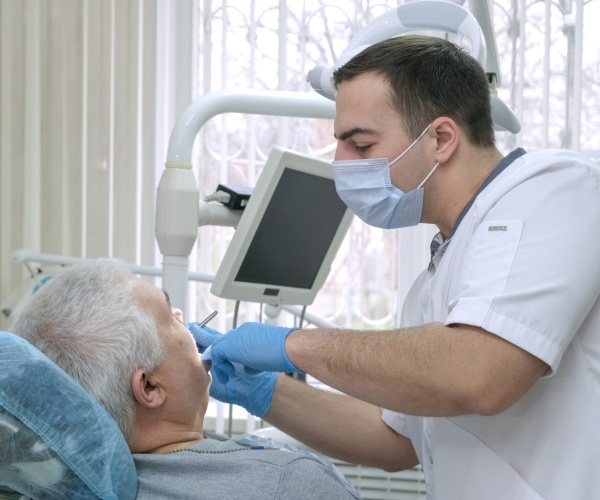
[{"xmin": 198, "ymin": 310, "xmax": 218, "ymax": 328}]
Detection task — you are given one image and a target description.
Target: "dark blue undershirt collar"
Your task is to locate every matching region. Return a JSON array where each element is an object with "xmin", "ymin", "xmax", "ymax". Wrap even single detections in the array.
[
  {"xmin": 448, "ymin": 147, "xmax": 526, "ymax": 239},
  {"xmin": 429, "ymin": 147, "xmax": 526, "ymax": 261}
]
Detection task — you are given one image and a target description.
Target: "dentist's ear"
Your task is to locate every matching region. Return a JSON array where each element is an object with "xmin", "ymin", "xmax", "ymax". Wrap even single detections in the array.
[
  {"xmin": 132, "ymin": 369, "xmax": 166, "ymax": 409},
  {"xmin": 428, "ymin": 117, "xmax": 459, "ymax": 164}
]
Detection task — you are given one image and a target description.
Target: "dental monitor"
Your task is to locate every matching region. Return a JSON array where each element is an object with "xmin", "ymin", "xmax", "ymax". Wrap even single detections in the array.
[{"xmin": 211, "ymin": 147, "xmax": 353, "ymax": 306}]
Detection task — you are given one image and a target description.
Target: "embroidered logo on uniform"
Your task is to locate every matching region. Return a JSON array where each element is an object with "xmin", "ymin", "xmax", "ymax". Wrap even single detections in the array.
[{"xmin": 488, "ymin": 225, "xmax": 507, "ymax": 231}]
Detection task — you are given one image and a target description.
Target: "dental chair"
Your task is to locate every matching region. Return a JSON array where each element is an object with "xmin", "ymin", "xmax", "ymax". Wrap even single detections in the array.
[{"xmin": 0, "ymin": 331, "xmax": 137, "ymax": 500}]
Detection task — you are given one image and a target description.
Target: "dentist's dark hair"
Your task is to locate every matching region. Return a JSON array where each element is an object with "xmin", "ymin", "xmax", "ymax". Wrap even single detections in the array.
[{"xmin": 333, "ymin": 35, "xmax": 495, "ymax": 147}]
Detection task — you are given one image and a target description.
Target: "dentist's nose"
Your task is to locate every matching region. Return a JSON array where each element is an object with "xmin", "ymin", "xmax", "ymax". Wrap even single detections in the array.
[
  {"xmin": 333, "ymin": 141, "xmax": 356, "ymax": 161},
  {"xmin": 333, "ymin": 143, "xmax": 346, "ymax": 161}
]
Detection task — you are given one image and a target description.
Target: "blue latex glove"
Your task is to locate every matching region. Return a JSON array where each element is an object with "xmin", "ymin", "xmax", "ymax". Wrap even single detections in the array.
[
  {"xmin": 209, "ymin": 322, "xmax": 303, "ymax": 374},
  {"xmin": 186, "ymin": 322, "xmax": 222, "ymax": 354},
  {"xmin": 187, "ymin": 322, "xmax": 277, "ymax": 417},
  {"xmin": 210, "ymin": 362, "xmax": 277, "ymax": 417}
]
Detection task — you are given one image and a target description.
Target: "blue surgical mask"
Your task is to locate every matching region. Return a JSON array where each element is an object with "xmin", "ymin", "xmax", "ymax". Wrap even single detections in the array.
[{"xmin": 332, "ymin": 125, "xmax": 439, "ymax": 229}]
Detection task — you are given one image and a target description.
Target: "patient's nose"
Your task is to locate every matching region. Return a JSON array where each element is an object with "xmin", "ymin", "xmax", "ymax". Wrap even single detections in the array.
[{"xmin": 172, "ymin": 308, "xmax": 184, "ymax": 324}]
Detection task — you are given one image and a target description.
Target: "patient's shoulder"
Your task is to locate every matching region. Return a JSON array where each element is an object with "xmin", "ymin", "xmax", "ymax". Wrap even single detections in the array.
[{"xmin": 132, "ymin": 436, "xmax": 361, "ymax": 499}]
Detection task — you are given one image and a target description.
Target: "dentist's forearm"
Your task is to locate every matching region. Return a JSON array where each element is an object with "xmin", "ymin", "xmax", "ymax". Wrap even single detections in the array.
[
  {"xmin": 264, "ymin": 374, "xmax": 418, "ymax": 471},
  {"xmin": 284, "ymin": 323, "xmax": 548, "ymax": 417}
]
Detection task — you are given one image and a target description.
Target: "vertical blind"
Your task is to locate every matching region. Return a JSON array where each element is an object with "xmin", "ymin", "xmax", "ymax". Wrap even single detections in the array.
[{"xmin": 0, "ymin": 0, "xmax": 162, "ymax": 331}]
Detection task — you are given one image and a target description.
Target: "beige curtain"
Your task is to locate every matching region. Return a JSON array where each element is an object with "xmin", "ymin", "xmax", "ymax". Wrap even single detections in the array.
[{"xmin": 0, "ymin": 0, "xmax": 163, "ymax": 330}]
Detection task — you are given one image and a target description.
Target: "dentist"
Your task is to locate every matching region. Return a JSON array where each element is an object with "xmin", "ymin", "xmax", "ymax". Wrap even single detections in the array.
[{"xmin": 191, "ymin": 35, "xmax": 600, "ymax": 499}]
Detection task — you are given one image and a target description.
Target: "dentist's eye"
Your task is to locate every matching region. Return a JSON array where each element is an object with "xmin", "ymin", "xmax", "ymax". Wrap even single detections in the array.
[{"xmin": 355, "ymin": 145, "xmax": 371, "ymax": 152}]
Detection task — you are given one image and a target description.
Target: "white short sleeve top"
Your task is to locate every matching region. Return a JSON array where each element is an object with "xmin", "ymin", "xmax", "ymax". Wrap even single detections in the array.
[{"xmin": 382, "ymin": 149, "xmax": 600, "ymax": 499}]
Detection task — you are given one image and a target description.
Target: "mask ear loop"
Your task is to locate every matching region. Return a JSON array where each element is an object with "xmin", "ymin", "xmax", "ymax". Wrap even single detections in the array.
[
  {"xmin": 389, "ymin": 124, "xmax": 432, "ymax": 166},
  {"xmin": 417, "ymin": 162, "xmax": 440, "ymax": 189}
]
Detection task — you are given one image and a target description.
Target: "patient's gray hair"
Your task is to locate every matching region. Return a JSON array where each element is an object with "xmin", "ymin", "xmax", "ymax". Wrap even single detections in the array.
[{"xmin": 11, "ymin": 259, "xmax": 165, "ymax": 440}]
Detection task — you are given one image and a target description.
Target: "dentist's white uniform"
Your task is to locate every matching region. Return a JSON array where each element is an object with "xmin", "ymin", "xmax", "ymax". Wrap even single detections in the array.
[{"xmin": 382, "ymin": 149, "xmax": 600, "ymax": 499}]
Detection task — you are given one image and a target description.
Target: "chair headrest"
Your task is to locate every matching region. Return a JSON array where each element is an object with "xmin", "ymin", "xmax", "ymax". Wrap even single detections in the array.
[{"xmin": 0, "ymin": 331, "xmax": 137, "ymax": 500}]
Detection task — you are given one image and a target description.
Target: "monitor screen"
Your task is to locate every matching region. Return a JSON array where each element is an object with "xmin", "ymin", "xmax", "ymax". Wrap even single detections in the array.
[{"xmin": 210, "ymin": 147, "xmax": 353, "ymax": 306}]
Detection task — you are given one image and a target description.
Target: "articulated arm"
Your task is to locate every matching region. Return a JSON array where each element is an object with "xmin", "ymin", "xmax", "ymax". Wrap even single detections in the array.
[{"xmin": 156, "ymin": 89, "xmax": 335, "ymax": 316}]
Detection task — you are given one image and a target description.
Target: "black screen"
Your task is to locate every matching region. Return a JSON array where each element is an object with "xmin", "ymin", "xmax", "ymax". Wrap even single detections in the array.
[{"xmin": 235, "ymin": 168, "xmax": 347, "ymax": 289}]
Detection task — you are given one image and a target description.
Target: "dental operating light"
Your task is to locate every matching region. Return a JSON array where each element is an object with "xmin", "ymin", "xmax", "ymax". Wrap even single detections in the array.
[{"xmin": 306, "ymin": 0, "xmax": 520, "ymax": 134}]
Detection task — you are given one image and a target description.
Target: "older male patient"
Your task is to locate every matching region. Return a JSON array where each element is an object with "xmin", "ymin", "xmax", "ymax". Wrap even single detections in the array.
[{"xmin": 11, "ymin": 259, "xmax": 359, "ymax": 500}]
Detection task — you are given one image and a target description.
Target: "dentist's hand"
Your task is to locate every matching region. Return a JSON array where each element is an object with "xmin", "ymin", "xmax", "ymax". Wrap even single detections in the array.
[
  {"xmin": 210, "ymin": 363, "xmax": 277, "ymax": 417},
  {"xmin": 209, "ymin": 322, "xmax": 303, "ymax": 374},
  {"xmin": 187, "ymin": 321, "xmax": 277, "ymax": 417},
  {"xmin": 186, "ymin": 322, "xmax": 221, "ymax": 355}
]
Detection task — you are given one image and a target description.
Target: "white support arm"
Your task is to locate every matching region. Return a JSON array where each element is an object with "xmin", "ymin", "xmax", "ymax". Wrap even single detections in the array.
[
  {"xmin": 468, "ymin": 0, "xmax": 502, "ymax": 86},
  {"xmin": 10, "ymin": 250, "xmax": 340, "ymax": 329},
  {"xmin": 166, "ymin": 89, "xmax": 336, "ymax": 163},
  {"xmin": 10, "ymin": 250, "xmax": 215, "ymax": 283}
]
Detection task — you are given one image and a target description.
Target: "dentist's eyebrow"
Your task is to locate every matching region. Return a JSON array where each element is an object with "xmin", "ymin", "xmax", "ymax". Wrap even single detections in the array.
[{"xmin": 334, "ymin": 127, "xmax": 377, "ymax": 141}]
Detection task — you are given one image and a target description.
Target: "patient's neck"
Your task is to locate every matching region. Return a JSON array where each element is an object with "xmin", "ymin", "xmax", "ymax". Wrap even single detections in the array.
[
  {"xmin": 128, "ymin": 410, "xmax": 205, "ymax": 454},
  {"xmin": 138, "ymin": 436, "xmax": 204, "ymax": 454},
  {"xmin": 128, "ymin": 427, "xmax": 204, "ymax": 454}
]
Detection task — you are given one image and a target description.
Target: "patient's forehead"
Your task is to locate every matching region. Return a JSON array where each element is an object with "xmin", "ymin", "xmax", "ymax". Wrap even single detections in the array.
[{"xmin": 129, "ymin": 278, "xmax": 170, "ymax": 323}]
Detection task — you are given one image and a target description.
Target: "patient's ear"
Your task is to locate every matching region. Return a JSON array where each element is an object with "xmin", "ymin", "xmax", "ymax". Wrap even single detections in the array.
[{"xmin": 131, "ymin": 369, "xmax": 166, "ymax": 409}]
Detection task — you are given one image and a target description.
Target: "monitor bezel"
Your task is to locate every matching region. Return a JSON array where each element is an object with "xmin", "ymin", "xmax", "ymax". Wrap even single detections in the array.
[{"xmin": 210, "ymin": 146, "xmax": 353, "ymax": 306}]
